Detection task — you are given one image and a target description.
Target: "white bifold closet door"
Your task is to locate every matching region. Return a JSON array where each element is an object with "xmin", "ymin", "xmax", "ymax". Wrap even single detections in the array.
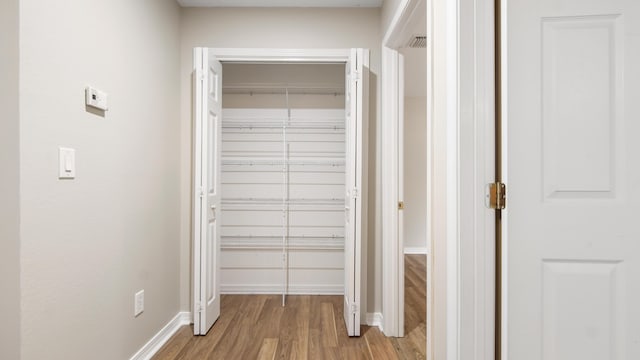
[
  {"xmin": 193, "ymin": 48, "xmax": 222, "ymax": 335},
  {"xmin": 344, "ymin": 48, "xmax": 368, "ymax": 337}
]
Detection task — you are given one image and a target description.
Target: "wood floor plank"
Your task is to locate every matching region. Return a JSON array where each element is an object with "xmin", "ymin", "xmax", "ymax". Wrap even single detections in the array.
[
  {"xmin": 208, "ymin": 295, "xmax": 269, "ymax": 359},
  {"xmin": 390, "ymin": 254, "xmax": 428, "ymax": 360},
  {"xmin": 408, "ymin": 322, "xmax": 427, "ymax": 356},
  {"xmin": 341, "ymin": 343, "xmax": 373, "ymax": 360},
  {"xmin": 243, "ymin": 296, "xmax": 284, "ymax": 359},
  {"xmin": 291, "ymin": 295, "xmax": 310, "ymax": 360},
  {"xmin": 364, "ymin": 327, "xmax": 399, "ymax": 360},
  {"xmin": 153, "ymin": 295, "xmax": 240, "ymax": 360},
  {"xmin": 257, "ymin": 338, "xmax": 279, "ymax": 360},
  {"xmin": 151, "ymin": 325, "xmax": 192, "ymax": 359},
  {"xmin": 273, "ymin": 296, "xmax": 301, "ymax": 359},
  {"xmin": 320, "ymin": 302, "xmax": 339, "ymax": 347}
]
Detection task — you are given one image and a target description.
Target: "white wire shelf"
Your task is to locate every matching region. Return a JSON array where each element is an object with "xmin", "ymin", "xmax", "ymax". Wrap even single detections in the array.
[
  {"xmin": 222, "ymin": 83, "xmax": 344, "ymax": 96},
  {"xmin": 222, "ymin": 198, "xmax": 344, "ymax": 205},
  {"xmin": 222, "ymin": 159, "xmax": 345, "ymax": 167},
  {"xmin": 222, "ymin": 121, "xmax": 345, "ymax": 131},
  {"xmin": 221, "ymin": 235, "xmax": 344, "ymax": 251}
]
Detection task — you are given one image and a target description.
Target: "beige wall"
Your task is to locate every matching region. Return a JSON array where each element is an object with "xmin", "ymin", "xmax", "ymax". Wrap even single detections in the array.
[
  {"xmin": 0, "ymin": 0, "xmax": 21, "ymax": 358},
  {"xmin": 222, "ymin": 63, "xmax": 345, "ymax": 109},
  {"xmin": 18, "ymin": 1, "xmax": 181, "ymax": 359},
  {"xmin": 179, "ymin": 7, "xmax": 383, "ymax": 314},
  {"xmin": 404, "ymin": 97, "xmax": 428, "ymax": 251},
  {"xmin": 401, "ymin": 47, "xmax": 428, "ymax": 252}
]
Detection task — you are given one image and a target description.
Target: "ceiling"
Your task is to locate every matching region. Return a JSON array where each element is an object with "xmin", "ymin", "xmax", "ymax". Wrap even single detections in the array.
[{"xmin": 177, "ymin": 0, "xmax": 383, "ymax": 7}]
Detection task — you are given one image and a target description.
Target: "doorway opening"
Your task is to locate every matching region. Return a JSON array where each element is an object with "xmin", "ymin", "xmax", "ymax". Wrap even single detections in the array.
[
  {"xmin": 381, "ymin": 0, "xmax": 430, "ymax": 355},
  {"xmin": 397, "ymin": 41, "xmax": 428, "ymax": 351},
  {"xmin": 192, "ymin": 48, "xmax": 369, "ymax": 338},
  {"xmin": 219, "ymin": 62, "xmax": 348, "ymax": 301}
]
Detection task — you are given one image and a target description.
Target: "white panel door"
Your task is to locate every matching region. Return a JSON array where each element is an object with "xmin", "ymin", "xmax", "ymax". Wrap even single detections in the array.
[
  {"xmin": 507, "ymin": 0, "xmax": 640, "ymax": 358},
  {"xmin": 193, "ymin": 48, "xmax": 222, "ymax": 335},
  {"xmin": 344, "ymin": 48, "xmax": 369, "ymax": 337}
]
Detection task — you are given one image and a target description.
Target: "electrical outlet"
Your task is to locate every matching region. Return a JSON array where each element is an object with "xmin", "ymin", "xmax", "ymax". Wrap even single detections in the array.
[{"xmin": 134, "ymin": 290, "xmax": 144, "ymax": 317}]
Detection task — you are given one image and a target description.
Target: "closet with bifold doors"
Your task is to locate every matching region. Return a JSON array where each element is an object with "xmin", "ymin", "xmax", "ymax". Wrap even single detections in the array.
[
  {"xmin": 193, "ymin": 48, "xmax": 368, "ymax": 337},
  {"xmin": 220, "ymin": 63, "xmax": 347, "ymax": 304}
]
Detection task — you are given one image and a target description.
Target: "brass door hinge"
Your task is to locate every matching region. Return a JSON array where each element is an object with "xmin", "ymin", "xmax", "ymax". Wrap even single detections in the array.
[
  {"xmin": 486, "ymin": 182, "xmax": 506, "ymax": 210},
  {"xmin": 398, "ymin": 201, "xmax": 405, "ymax": 210}
]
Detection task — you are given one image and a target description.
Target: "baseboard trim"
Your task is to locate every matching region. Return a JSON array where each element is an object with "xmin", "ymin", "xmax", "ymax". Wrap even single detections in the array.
[
  {"xmin": 366, "ymin": 312, "xmax": 384, "ymax": 331},
  {"xmin": 129, "ymin": 311, "xmax": 190, "ymax": 360},
  {"xmin": 221, "ymin": 284, "xmax": 343, "ymax": 295},
  {"xmin": 404, "ymin": 247, "xmax": 429, "ymax": 255}
]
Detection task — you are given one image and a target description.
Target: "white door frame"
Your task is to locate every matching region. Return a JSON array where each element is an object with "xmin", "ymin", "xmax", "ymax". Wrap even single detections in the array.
[
  {"xmin": 381, "ymin": 0, "xmax": 497, "ymax": 359},
  {"xmin": 498, "ymin": 0, "xmax": 508, "ymax": 356},
  {"xmin": 381, "ymin": 45, "xmax": 405, "ymax": 338},
  {"xmin": 191, "ymin": 47, "xmax": 369, "ymax": 328}
]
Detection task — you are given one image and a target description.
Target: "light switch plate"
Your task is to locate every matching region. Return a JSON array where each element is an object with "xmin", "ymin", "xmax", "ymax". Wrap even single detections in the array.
[
  {"xmin": 58, "ymin": 147, "xmax": 76, "ymax": 179},
  {"xmin": 134, "ymin": 290, "xmax": 144, "ymax": 317},
  {"xmin": 85, "ymin": 86, "xmax": 108, "ymax": 111}
]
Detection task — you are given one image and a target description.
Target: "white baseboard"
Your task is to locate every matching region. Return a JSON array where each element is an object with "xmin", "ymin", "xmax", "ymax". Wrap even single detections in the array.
[
  {"xmin": 404, "ymin": 247, "xmax": 429, "ymax": 254},
  {"xmin": 129, "ymin": 311, "xmax": 190, "ymax": 360},
  {"xmin": 366, "ymin": 312, "xmax": 384, "ymax": 331},
  {"xmin": 221, "ymin": 284, "xmax": 343, "ymax": 295}
]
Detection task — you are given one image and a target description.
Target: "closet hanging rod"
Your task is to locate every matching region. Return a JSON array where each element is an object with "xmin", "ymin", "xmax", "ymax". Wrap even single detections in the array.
[{"xmin": 222, "ymin": 83, "xmax": 344, "ymax": 96}]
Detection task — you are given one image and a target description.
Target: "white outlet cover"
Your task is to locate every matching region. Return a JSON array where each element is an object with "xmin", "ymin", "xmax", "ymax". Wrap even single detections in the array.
[{"xmin": 134, "ymin": 290, "xmax": 144, "ymax": 317}]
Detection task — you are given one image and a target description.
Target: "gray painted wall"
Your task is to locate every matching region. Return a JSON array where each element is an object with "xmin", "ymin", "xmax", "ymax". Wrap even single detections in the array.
[
  {"xmin": 404, "ymin": 97, "xmax": 428, "ymax": 251},
  {"xmin": 18, "ymin": 1, "xmax": 182, "ymax": 358},
  {"xmin": 0, "ymin": 0, "xmax": 21, "ymax": 358}
]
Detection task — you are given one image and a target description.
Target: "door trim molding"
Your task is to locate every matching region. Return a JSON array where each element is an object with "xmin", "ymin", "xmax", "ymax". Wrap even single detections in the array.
[
  {"xmin": 381, "ymin": 45, "xmax": 404, "ymax": 337},
  {"xmin": 210, "ymin": 48, "xmax": 350, "ymax": 63},
  {"xmin": 382, "ymin": 0, "xmax": 497, "ymax": 359},
  {"xmin": 498, "ymin": 0, "xmax": 509, "ymax": 357}
]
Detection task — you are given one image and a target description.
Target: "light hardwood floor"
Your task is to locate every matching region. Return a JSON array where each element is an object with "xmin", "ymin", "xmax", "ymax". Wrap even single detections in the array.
[
  {"xmin": 153, "ymin": 255, "xmax": 426, "ymax": 359},
  {"xmin": 390, "ymin": 254, "xmax": 428, "ymax": 359}
]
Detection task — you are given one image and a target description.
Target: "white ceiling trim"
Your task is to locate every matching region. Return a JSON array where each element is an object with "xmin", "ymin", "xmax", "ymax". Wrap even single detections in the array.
[{"xmin": 177, "ymin": 0, "xmax": 383, "ymax": 8}]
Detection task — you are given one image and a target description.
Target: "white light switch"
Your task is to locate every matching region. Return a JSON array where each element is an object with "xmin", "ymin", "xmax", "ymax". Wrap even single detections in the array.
[
  {"xmin": 134, "ymin": 290, "xmax": 144, "ymax": 317},
  {"xmin": 85, "ymin": 86, "xmax": 108, "ymax": 111},
  {"xmin": 58, "ymin": 147, "xmax": 76, "ymax": 179}
]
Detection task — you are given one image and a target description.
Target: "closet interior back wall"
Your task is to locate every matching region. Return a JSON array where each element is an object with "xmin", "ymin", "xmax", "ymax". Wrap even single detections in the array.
[{"xmin": 220, "ymin": 90, "xmax": 347, "ymax": 295}]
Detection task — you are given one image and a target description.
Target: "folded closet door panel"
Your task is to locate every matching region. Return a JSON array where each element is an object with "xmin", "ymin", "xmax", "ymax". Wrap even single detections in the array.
[
  {"xmin": 193, "ymin": 48, "xmax": 222, "ymax": 336},
  {"xmin": 344, "ymin": 48, "xmax": 369, "ymax": 337}
]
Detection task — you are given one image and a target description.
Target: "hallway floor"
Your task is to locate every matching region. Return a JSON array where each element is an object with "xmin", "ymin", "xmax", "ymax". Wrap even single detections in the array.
[{"xmin": 153, "ymin": 255, "xmax": 426, "ymax": 359}]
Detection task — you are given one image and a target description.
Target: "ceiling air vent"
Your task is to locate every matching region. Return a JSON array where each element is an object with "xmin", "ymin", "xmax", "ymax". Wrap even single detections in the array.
[{"xmin": 407, "ymin": 35, "xmax": 427, "ymax": 48}]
